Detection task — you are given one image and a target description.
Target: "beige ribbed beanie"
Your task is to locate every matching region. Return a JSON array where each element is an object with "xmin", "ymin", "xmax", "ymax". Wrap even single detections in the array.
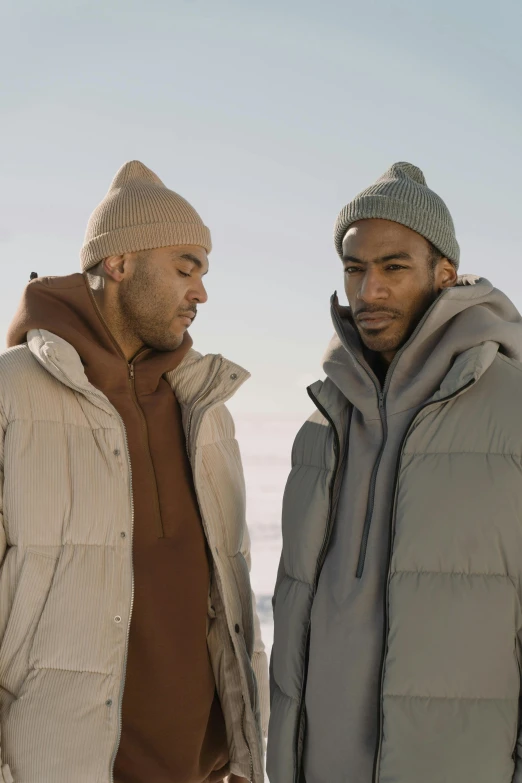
[
  {"xmin": 80, "ymin": 160, "xmax": 212, "ymax": 271},
  {"xmin": 334, "ymin": 162, "xmax": 460, "ymax": 267}
]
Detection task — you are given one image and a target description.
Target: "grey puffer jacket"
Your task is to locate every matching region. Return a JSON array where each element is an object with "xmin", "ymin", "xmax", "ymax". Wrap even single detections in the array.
[{"xmin": 268, "ymin": 277, "xmax": 522, "ymax": 783}]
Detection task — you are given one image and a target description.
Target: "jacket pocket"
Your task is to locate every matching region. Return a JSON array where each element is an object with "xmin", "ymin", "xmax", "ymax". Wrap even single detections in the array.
[{"xmin": 0, "ymin": 550, "xmax": 58, "ymax": 698}]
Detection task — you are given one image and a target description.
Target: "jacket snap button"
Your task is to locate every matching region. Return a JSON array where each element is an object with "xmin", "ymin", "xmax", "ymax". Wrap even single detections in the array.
[
  {"xmin": 120, "ymin": 532, "xmax": 126, "ymax": 538},
  {"xmin": 114, "ymin": 615, "xmax": 122, "ymax": 623},
  {"xmin": 106, "ymin": 699, "xmax": 113, "ymax": 707},
  {"xmin": 113, "ymin": 449, "xmax": 120, "ymax": 457},
  {"xmin": 235, "ymin": 624, "xmax": 240, "ymax": 633},
  {"xmin": 230, "ymin": 373, "xmax": 238, "ymax": 380}
]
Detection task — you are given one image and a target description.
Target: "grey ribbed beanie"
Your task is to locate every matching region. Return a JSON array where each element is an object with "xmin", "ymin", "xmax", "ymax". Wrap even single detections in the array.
[
  {"xmin": 80, "ymin": 160, "xmax": 212, "ymax": 271},
  {"xmin": 334, "ymin": 162, "xmax": 460, "ymax": 267}
]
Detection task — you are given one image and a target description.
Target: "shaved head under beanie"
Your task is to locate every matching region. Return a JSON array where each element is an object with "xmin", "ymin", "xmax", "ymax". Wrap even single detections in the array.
[
  {"xmin": 80, "ymin": 160, "xmax": 211, "ymax": 272},
  {"xmin": 334, "ymin": 162, "xmax": 460, "ymax": 268}
]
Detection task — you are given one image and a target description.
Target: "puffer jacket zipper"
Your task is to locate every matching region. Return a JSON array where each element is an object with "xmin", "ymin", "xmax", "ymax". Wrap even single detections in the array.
[
  {"xmin": 330, "ymin": 294, "xmax": 450, "ymax": 579},
  {"xmin": 128, "ymin": 362, "xmax": 163, "ymax": 537},
  {"xmin": 356, "ymin": 390, "xmax": 387, "ymax": 577},
  {"xmin": 292, "ymin": 386, "xmax": 346, "ymax": 783},
  {"xmin": 372, "ymin": 377, "xmax": 476, "ymax": 783}
]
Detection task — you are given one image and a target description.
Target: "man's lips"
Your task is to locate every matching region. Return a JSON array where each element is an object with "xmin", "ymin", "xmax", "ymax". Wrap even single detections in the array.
[
  {"xmin": 178, "ymin": 312, "xmax": 195, "ymax": 326},
  {"xmin": 356, "ymin": 312, "xmax": 396, "ymax": 329}
]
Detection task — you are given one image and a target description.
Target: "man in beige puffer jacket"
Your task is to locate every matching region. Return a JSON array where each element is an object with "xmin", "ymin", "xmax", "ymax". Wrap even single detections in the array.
[{"xmin": 0, "ymin": 161, "xmax": 268, "ymax": 783}]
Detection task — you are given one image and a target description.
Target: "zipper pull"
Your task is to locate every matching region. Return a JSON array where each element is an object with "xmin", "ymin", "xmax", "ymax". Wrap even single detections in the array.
[
  {"xmin": 378, "ymin": 392, "xmax": 385, "ymax": 409},
  {"xmin": 129, "ymin": 364, "xmax": 135, "ymax": 381}
]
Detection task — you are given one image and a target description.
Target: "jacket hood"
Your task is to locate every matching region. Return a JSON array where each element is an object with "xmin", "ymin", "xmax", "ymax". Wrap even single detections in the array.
[
  {"xmin": 6, "ymin": 273, "xmax": 192, "ymax": 395},
  {"xmin": 6, "ymin": 274, "xmax": 250, "ymax": 414},
  {"xmin": 323, "ymin": 276, "xmax": 522, "ymax": 418}
]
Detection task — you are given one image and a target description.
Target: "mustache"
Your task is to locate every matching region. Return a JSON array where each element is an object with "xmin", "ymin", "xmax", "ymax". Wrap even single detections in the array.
[
  {"xmin": 354, "ymin": 305, "xmax": 402, "ymax": 319},
  {"xmin": 178, "ymin": 306, "xmax": 197, "ymax": 320}
]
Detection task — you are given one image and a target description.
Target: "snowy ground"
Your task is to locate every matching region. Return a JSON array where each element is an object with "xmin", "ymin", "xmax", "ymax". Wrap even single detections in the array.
[
  {"xmin": 218, "ymin": 414, "xmax": 306, "ymax": 780},
  {"xmin": 233, "ymin": 414, "xmax": 306, "ymax": 657}
]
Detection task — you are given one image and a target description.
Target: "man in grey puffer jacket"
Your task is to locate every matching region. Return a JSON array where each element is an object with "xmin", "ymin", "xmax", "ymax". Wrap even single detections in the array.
[{"xmin": 268, "ymin": 162, "xmax": 522, "ymax": 783}]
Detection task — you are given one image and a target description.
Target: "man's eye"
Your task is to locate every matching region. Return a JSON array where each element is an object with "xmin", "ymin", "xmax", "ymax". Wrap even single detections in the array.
[
  {"xmin": 178, "ymin": 270, "xmax": 190, "ymax": 278},
  {"xmin": 386, "ymin": 265, "xmax": 405, "ymax": 271},
  {"xmin": 344, "ymin": 267, "xmax": 362, "ymax": 275}
]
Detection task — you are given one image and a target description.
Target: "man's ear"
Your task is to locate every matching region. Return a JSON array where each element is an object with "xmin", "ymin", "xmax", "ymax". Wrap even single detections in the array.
[
  {"xmin": 103, "ymin": 255, "xmax": 126, "ymax": 283},
  {"xmin": 438, "ymin": 258, "xmax": 458, "ymax": 290}
]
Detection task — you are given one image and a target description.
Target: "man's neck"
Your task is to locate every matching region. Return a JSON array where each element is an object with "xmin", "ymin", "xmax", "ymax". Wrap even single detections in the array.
[
  {"xmin": 89, "ymin": 287, "xmax": 143, "ymax": 362},
  {"xmin": 368, "ymin": 350, "xmax": 395, "ymax": 388}
]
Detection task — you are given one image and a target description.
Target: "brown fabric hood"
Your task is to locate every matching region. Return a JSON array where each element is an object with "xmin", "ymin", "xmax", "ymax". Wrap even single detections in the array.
[{"xmin": 6, "ymin": 273, "xmax": 192, "ymax": 385}]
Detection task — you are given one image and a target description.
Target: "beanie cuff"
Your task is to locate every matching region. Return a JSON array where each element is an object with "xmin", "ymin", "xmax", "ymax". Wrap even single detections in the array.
[
  {"xmin": 80, "ymin": 221, "xmax": 212, "ymax": 271},
  {"xmin": 335, "ymin": 194, "xmax": 460, "ymax": 267}
]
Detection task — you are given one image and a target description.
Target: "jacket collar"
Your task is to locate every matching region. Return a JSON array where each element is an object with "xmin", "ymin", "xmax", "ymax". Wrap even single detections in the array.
[
  {"xmin": 165, "ymin": 348, "xmax": 250, "ymax": 408},
  {"xmin": 431, "ymin": 340, "xmax": 499, "ymax": 402},
  {"xmin": 323, "ymin": 275, "xmax": 522, "ymax": 419},
  {"xmin": 26, "ymin": 329, "xmax": 250, "ymax": 413}
]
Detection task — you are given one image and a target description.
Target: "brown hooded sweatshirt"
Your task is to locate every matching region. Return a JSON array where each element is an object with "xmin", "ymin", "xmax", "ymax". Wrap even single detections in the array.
[{"xmin": 7, "ymin": 274, "xmax": 229, "ymax": 783}]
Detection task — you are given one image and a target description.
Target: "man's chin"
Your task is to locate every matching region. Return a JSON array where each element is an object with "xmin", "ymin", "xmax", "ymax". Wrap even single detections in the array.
[
  {"xmin": 358, "ymin": 327, "xmax": 403, "ymax": 355},
  {"xmin": 147, "ymin": 332, "xmax": 185, "ymax": 352}
]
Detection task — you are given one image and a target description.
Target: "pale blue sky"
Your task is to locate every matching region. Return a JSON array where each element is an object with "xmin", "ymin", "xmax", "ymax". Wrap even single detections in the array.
[{"xmin": 1, "ymin": 0, "xmax": 521, "ymax": 414}]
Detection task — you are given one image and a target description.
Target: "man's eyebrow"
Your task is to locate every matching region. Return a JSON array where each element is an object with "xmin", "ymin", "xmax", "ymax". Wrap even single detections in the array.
[
  {"xmin": 380, "ymin": 251, "xmax": 412, "ymax": 262},
  {"xmin": 178, "ymin": 252, "xmax": 209, "ymax": 275},
  {"xmin": 179, "ymin": 253, "xmax": 203, "ymax": 267},
  {"xmin": 342, "ymin": 252, "xmax": 412, "ymax": 264}
]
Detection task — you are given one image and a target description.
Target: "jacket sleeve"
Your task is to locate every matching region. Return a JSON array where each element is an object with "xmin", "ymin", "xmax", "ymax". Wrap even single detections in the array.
[
  {"xmin": 272, "ymin": 552, "xmax": 286, "ymax": 613},
  {"xmin": 269, "ymin": 551, "xmax": 286, "ymax": 714},
  {"xmin": 240, "ymin": 522, "xmax": 270, "ymax": 739}
]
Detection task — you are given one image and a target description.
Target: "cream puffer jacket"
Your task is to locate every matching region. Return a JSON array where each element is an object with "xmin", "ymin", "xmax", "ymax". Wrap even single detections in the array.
[{"xmin": 0, "ymin": 329, "xmax": 268, "ymax": 783}]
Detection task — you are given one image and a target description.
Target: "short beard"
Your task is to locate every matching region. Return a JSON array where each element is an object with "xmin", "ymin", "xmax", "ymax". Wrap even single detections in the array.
[
  {"xmin": 356, "ymin": 281, "xmax": 439, "ymax": 356},
  {"xmin": 118, "ymin": 255, "xmax": 184, "ymax": 352}
]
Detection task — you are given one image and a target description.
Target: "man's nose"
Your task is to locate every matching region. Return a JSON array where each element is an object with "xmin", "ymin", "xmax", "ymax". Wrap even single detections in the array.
[
  {"xmin": 358, "ymin": 269, "xmax": 388, "ymax": 303},
  {"xmin": 189, "ymin": 279, "xmax": 208, "ymax": 305}
]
